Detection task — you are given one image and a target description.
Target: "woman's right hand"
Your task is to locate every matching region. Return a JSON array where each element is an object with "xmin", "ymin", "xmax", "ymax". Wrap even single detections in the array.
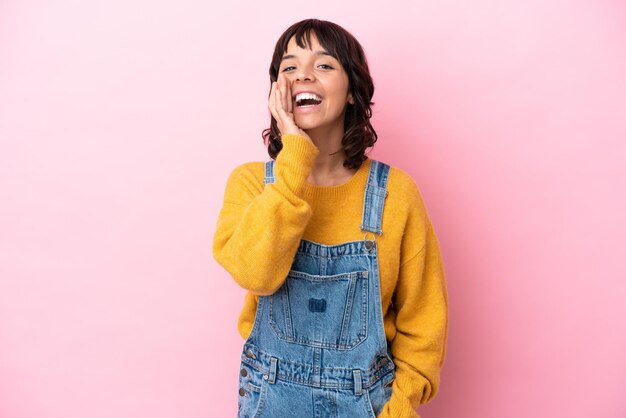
[{"xmin": 268, "ymin": 74, "xmax": 313, "ymax": 143}]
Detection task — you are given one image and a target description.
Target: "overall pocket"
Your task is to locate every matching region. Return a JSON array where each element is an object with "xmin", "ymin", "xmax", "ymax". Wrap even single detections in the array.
[{"xmin": 268, "ymin": 269, "xmax": 369, "ymax": 350}]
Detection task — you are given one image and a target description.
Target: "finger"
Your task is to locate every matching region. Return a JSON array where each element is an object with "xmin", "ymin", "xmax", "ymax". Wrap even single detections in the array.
[
  {"xmin": 269, "ymin": 82, "xmax": 280, "ymax": 119},
  {"xmin": 279, "ymin": 74, "xmax": 288, "ymax": 112},
  {"xmin": 268, "ymin": 81, "xmax": 276, "ymax": 113},
  {"xmin": 275, "ymin": 87, "xmax": 287, "ymax": 118},
  {"xmin": 276, "ymin": 74, "xmax": 281, "ymax": 109},
  {"xmin": 287, "ymin": 78, "xmax": 293, "ymax": 113},
  {"xmin": 276, "ymin": 90, "xmax": 297, "ymax": 134},
  {"xmin": 275, "ymin": 81, "xmax": 284, "ymax": 114},
  {"xmin": 273, "ymin": 86, "xmax": 285, "ymax": 131}
]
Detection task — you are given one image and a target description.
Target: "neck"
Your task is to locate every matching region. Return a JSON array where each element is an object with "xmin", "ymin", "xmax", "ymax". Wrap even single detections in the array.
[{"xmin": 305, "ymin": 122, "xmax": 347, "ymax": 174}]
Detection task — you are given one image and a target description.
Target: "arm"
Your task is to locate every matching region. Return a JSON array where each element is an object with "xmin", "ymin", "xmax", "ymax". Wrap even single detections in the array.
[
  {"xmin": 212, "ymin": 133, "xmax": 319, "ymax": 295},
  {"xmin": 379, "ymin": 204, "xmax": 449, "ymax": 417}
]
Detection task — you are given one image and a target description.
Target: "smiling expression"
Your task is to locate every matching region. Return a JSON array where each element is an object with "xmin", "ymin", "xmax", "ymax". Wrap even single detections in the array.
[{"xmin": 279, "ymin": 33, "xmax": 354, "ymax": 132}]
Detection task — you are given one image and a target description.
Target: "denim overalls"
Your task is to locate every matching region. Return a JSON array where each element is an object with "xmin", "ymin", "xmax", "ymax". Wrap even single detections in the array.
[{"xmin": 237, "ymin": 159, "xmax": 395, "ymax": 418}]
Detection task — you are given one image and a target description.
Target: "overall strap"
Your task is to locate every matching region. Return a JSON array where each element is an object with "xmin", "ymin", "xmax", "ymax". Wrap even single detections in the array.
[
  {"xmin": 264, "ymin": 160, "xmax": 276, "ymax": 185},
  {"xmin": 360, "ymin": 160, "xmax": 391, "ymax": 235}
]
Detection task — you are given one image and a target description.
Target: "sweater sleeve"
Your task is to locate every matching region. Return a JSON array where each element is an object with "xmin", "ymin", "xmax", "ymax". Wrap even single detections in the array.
[
  {"xmin": 212, "ymin": 134, "xmax": 319, "ymax": 295},
  {"xmin": 378, "ymin": 195, "xmax": 449, "ymax": 417}
]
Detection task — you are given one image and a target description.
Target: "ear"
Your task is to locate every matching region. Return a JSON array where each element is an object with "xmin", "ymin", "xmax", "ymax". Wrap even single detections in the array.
[{"xmin": 347, "ymin": 93, "xmax": 355, "ymax": 105}]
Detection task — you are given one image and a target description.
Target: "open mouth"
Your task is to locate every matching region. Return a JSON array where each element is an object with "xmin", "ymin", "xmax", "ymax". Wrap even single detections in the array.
[{"xmin": 294, "ymin": 92, "xmax": 322, "ymax": 107}]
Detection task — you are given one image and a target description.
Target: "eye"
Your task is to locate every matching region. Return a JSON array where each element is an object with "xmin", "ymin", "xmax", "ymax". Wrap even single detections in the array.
[{"xmin": 281, "ymin": 64, "xmax": 334, "ymax": 72}]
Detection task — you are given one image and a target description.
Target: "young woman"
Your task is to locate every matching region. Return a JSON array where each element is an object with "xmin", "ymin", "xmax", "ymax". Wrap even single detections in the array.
[{"xmin": 213, "ymin": 19, "xmax": 448, "ymax": 418}]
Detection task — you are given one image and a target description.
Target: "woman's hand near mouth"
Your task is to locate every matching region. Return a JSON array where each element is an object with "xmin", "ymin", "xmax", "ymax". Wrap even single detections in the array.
[{"xmin": 268, "ymin": 74, "xmax": 313, "ymax": 144}]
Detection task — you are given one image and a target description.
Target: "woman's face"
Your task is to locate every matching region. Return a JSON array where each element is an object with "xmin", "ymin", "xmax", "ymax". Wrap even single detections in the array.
[{"xmin": 278, "ymin": 33, "xmax": 354, "ymax": 132}]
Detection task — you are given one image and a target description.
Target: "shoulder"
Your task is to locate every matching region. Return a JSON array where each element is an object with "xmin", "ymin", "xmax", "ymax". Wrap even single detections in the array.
[
  {"xmin": 383, "ymin": 162, "xmax": 426, "ymax": 209},
  {"xmin": 221, "ymin": 160, "xmax": 269, "ymax": 203},
  {"xmin": 378, "ymin": 161, "xmax": 433, "ymax": 241}
]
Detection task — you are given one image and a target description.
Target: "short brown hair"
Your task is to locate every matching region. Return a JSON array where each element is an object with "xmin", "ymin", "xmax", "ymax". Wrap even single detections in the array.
[{"xmin": 262, "ymin": 19, "xmax": 377, "ymax": 170}]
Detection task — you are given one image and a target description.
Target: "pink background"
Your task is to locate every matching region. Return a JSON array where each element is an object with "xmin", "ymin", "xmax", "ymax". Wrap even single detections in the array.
[{"xmin": 1, "ymin": 1, "xmax": 625, "ymax": 417}]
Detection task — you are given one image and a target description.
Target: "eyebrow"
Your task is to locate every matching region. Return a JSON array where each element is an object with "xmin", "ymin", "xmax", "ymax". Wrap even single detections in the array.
[{"xmin": 281, "ymin": 50, "xmax": 335, "ymax": 61}]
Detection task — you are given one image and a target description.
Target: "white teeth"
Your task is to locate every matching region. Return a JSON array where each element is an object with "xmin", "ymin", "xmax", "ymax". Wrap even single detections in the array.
[{"xmin": 294, "ymin": 92, "xmax": 322, "ymax": 102}]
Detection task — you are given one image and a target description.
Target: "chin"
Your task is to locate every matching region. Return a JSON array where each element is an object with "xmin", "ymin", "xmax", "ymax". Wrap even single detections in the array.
[
  {"xmin": 298, "ymin": 123, "xmax": 319, "ymax": 131},
  {"xmin": 294, "ymin": 118, "xmax": 320, "ymax": 131}
]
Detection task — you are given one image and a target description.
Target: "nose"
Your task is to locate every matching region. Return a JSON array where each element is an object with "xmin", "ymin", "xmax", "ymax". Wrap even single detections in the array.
[{"xmin": 295, "ymin": 66, "xmax": 315, "ymax": 82}]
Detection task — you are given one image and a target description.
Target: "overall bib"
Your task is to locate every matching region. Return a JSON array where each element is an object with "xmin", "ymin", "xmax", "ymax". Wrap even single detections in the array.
[{"xmin": 237, "ymin": 159, "xmax": 395, "ymax": 418}]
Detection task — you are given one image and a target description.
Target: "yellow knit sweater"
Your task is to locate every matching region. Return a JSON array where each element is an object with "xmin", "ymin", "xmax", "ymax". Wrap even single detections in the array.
[{"xmin": 213, "ymin": 134, "xmax": 448, "ymax": 418}]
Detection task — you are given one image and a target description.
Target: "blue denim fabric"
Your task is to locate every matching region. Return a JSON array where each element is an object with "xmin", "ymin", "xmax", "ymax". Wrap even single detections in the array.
[{"xmin": 237, "ymin": 159, "xmax": 395, "ymax": 418}]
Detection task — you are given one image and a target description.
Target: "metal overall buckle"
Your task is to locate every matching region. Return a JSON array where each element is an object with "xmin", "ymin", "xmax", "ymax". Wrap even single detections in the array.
[{"xmin": 363, "ymin": 231, "xmax": 377, "ymax": 252}]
